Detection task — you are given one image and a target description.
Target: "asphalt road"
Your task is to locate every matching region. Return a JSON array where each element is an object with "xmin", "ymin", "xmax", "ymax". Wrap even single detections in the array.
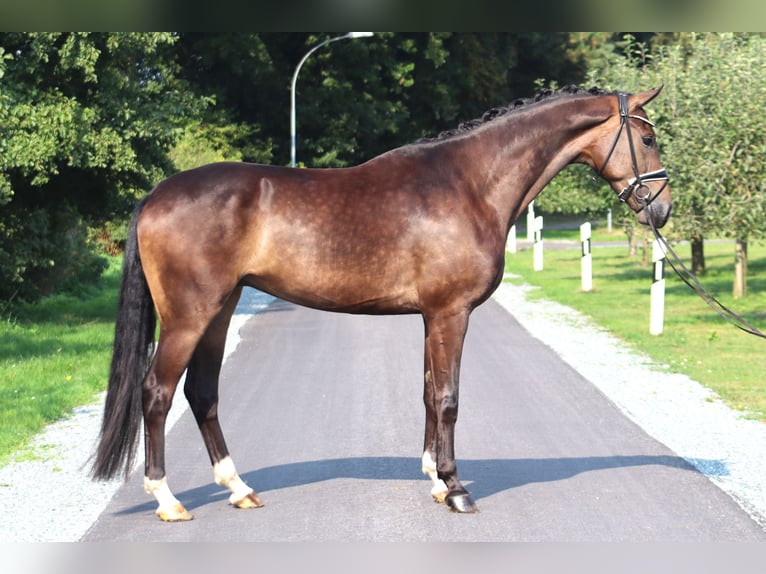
[{"xmin": 82, "ymin": 298, "xmax": 766, "ymax": 542}]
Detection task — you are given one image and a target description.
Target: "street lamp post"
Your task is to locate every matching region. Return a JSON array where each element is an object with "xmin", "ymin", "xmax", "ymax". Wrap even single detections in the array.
[{"xmin": 290, "ymin": 32, "xmax": 373, "ymax": 168}]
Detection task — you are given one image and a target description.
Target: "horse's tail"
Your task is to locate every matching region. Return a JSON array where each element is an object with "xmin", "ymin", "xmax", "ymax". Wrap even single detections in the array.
[{"xmin": 92, "ymin": 197, "xmax": 155, "ymax": 481}]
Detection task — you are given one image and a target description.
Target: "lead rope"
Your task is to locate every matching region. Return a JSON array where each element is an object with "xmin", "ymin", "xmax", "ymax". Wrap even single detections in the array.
[{"xmin": 642, "ymin": 198, "xmax": 766, "ymax": 339}]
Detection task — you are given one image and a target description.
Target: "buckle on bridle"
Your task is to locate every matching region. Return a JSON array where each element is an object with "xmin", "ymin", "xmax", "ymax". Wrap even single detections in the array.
[{"xmin": 618, "ymin": 168, "xmax": 669, "ymax": 203}]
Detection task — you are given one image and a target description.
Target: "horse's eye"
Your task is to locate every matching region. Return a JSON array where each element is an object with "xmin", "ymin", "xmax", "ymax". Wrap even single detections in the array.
[{"xmin": 642, "ymin": 135, "xmax": 655, "ymax": 147}]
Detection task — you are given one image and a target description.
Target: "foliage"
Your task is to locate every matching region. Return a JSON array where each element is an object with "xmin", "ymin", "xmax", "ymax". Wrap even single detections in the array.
[
  {"xmin": 174, "ymin": 33, "xmax": 594, "ymax": 168},
  {"xmin": 652, "ymin": 33, "xmax": 766, "ymax": 243},
  {"xmin": 168, "ymin": 119, "xmax": 264, "ymax": 172},
  {"xmin": 0, "ymin": 32, "xmax": 208, "ymax": 302}
]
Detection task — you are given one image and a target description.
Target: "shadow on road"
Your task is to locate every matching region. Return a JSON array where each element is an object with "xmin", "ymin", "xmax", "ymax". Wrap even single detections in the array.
[{"xmin": 115, "ymin": 454, "xmax": 721, "ymax": 516}]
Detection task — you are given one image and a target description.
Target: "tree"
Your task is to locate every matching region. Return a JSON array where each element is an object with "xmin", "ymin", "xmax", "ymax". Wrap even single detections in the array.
[
  {"xmin": 173, "ymin": 33, "xmax": 594, "ymax": 168},
  {"xmin": 0, "ymin": 32, "xmax": 207, "ymax": 301},
  {"xmin": 172, "ymin": 33, "xmax": 277, "ymax": 166},
  {"xmin": 650, "ymin": 34, "xmax": 766, "ymax": 295}
]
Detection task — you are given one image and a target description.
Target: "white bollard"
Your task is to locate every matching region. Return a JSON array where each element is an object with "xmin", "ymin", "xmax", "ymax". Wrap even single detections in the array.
[
  {"xmin": 607, "ymin": 208, "xmax": 612, "ymax": 233},
  {"xmin": 580, "ymin": 222, "xmax": 592, "ymax": 292},
  {"xmin": 526, "ymin": 201, "xmax": 535, "ymax": 242},
  {"xmin": 506, "ymin": 224, "xmax": 517, "ymax": 253},
  {"xmin": 533, "ymin": 215, "xmax": 543, "ymax": 271},
  {"xmin": 650, "ymin": 239, "xmax": 665, "ymax": 335}
]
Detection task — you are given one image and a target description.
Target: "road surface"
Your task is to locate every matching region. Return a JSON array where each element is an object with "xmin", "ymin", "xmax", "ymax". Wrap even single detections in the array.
[{"xmin": 82, "ymin": 298, "xmax": 766, "ymax": 541}]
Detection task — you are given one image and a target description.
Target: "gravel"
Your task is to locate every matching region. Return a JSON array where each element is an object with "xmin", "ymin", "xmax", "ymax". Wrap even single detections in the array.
[
  {"xmin": 1, "ymin": 281, "xmax": 764, "ymax": 541},
  {"xmin": 0, "ymin": 288, "xmax": 274, "ymax": 542}
]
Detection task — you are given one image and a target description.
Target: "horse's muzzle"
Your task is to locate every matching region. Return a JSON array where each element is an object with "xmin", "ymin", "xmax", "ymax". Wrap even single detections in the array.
[{"xmin": 637, "ymin": 200, "xmax": 672, "ymax": 228}]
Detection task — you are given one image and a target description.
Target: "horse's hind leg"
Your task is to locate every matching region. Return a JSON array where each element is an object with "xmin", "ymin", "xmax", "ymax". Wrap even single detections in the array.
[
  {"xmin": 143, "ymin": 327, "xmax": 204, "ymax": 522},
  {"xmin": 142, "ymin": 289, "xmax": 243, "ymax": 521},
  {"xmin": 184, "ymin": 286, "xmax": 263, "ymax": 511}
]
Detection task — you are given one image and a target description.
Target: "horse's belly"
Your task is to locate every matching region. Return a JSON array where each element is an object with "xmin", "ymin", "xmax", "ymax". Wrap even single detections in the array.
[{"xmin": 244, "ymin": 267, "xmax": 420, "ymax": 315}]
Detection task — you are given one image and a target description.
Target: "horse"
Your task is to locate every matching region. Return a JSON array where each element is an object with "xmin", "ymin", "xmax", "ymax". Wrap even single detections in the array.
[{"xmin": 92, "ymin": 86, "xmax": 671, "ymax": 521}]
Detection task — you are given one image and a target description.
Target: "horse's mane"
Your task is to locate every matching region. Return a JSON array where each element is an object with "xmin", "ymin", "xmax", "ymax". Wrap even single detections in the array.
[{"xmin": 417, "ymin": 85, "xmax": 612, "ymax": 143}]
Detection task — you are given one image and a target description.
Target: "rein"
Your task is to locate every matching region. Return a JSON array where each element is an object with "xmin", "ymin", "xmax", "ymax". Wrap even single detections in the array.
[
  {"xmin": 643, "ymin": 200, "xmax": 766, "ymax": 340},
  {"xmin": 599, "ymin": 92, "xmax": 765, "ymax": 340}
]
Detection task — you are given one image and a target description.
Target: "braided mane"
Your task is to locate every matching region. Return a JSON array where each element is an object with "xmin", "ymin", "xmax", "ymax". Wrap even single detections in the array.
[{"xmin": 418, "ymin": 85, "xmax": 612, "ymax": 143}]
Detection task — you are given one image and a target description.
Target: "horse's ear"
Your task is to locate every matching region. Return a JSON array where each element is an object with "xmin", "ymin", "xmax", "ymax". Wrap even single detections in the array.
[{"xmin": 631, "ymin": 86, "xmax": 663, "ymax": 109}]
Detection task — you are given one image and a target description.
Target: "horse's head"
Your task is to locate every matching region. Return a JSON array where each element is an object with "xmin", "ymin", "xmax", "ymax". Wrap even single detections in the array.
[{"xmin": 590, "ymin": 87, "xmax": 672, "ymax": 228}]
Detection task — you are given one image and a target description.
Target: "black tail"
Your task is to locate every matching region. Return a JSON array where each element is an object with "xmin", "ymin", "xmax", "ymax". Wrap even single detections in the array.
[{"xmin": 92, "ymin": 197, "xmax": 156, "ymax": 480}]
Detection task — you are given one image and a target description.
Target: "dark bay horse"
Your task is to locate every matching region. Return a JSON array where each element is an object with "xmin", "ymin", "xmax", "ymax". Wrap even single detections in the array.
[{"xmin": 92, "ymin": 86, "xmax": 671, "ymax": 521}]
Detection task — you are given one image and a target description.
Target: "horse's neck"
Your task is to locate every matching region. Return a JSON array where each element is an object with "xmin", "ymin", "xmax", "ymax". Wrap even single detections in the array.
[{"xmin": 475, "ymin": 97, "xmax": 610, "ymax": 231}]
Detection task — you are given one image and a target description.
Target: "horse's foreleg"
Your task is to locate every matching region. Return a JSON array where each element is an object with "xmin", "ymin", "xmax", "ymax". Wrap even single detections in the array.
[
  {"xmin": 421, "ymin": 309, "xmax": 478, "ymax": 513},
  {"xmin": 422, "ymin": 361, "xmax": 448, "ymax": 503},
  {"xmin": 184, "ymin": 287, "xmax": 263, "ymax": 511}
]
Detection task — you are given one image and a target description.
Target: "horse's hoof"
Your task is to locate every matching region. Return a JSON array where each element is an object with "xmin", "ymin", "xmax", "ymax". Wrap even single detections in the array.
[
  {"xmin": 446, "ymin": 492, "xmax": 479, "ymax": 514},
  {"xmin": 156, "ymin": 503, "xmax": 194, "ymax": 522},
  {"xmin": 232, "ymin": 491, "xmax": 264, "ymax": 509}
]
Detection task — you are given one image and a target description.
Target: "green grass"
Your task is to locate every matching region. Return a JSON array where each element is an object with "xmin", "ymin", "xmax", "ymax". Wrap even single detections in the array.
[
  {"xmin": 0, "ymin": 257, "xmax": 120, "ymax": 465},
  {"xmin": 540, "ymin": 225, "xmax": 625, "ymax": 244},
  {"xmin": 505, "ymin": 234, "xmax": 766, "ymax": 421}
]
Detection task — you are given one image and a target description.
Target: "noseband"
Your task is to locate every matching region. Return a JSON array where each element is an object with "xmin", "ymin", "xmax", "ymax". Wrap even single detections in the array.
[{"xmin": 596, "ymin": 92, "xmax": 669, "ymax": 208}]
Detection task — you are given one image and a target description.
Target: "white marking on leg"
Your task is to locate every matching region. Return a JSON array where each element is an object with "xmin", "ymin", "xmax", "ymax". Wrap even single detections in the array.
[
  {"xmin": 144, "ymin": 476, "xmax": 192, "ymax": 520},
  {"xmin": 214, "ymin": 456, "xmax": 255, "ymax": 505},
  {"xmin": 144, "ymin": 476, "xmax": 181, "ymax": 508},
  {"xmin": 422, "ymin": 451, "xmax": 448, "ymax": 500}
]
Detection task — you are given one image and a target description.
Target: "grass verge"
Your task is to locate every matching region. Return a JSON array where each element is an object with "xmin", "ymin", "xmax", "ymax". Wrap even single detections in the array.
[
  {"xmin": 505, "ymin": 234, "xmax": 766, "ymax": 422},
  {"xmin": 0, "ymin": 257, "xmax": 120, "ymax": 466}
]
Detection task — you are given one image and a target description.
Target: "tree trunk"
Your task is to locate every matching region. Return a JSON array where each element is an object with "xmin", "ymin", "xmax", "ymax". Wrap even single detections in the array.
[
  {"xmin": 733, "ymin": 238, "xmax": 748, "ymax": 298},
  {"xmin": 691, "ymin": 236, "xmax": 705, "ymax": 275},
  {"xmin": 626, "ymin": 227, "xmax": 637, "ymax": 257}
]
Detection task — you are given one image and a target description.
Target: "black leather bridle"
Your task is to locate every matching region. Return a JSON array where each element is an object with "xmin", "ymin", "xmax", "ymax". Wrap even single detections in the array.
[
  {"xmin": 594, "ymin": 93, "xmax": 765, "ymax": 338},
  {"xmin": 596, "ymin": 92, "xmax": 669, "ymax": 208}
]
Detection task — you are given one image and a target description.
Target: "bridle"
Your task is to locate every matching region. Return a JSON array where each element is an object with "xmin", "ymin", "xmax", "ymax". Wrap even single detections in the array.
[
  {"xmin": 596, "ymin": 95, "xmax": 766, "ymax": 339},
  {"xmin": 593, "ymin": 93, "xmax": 764, "ymax": 338},
  {"xmin": 596, "ymin": 92, "xmax": 669, "ymax": 208}
]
